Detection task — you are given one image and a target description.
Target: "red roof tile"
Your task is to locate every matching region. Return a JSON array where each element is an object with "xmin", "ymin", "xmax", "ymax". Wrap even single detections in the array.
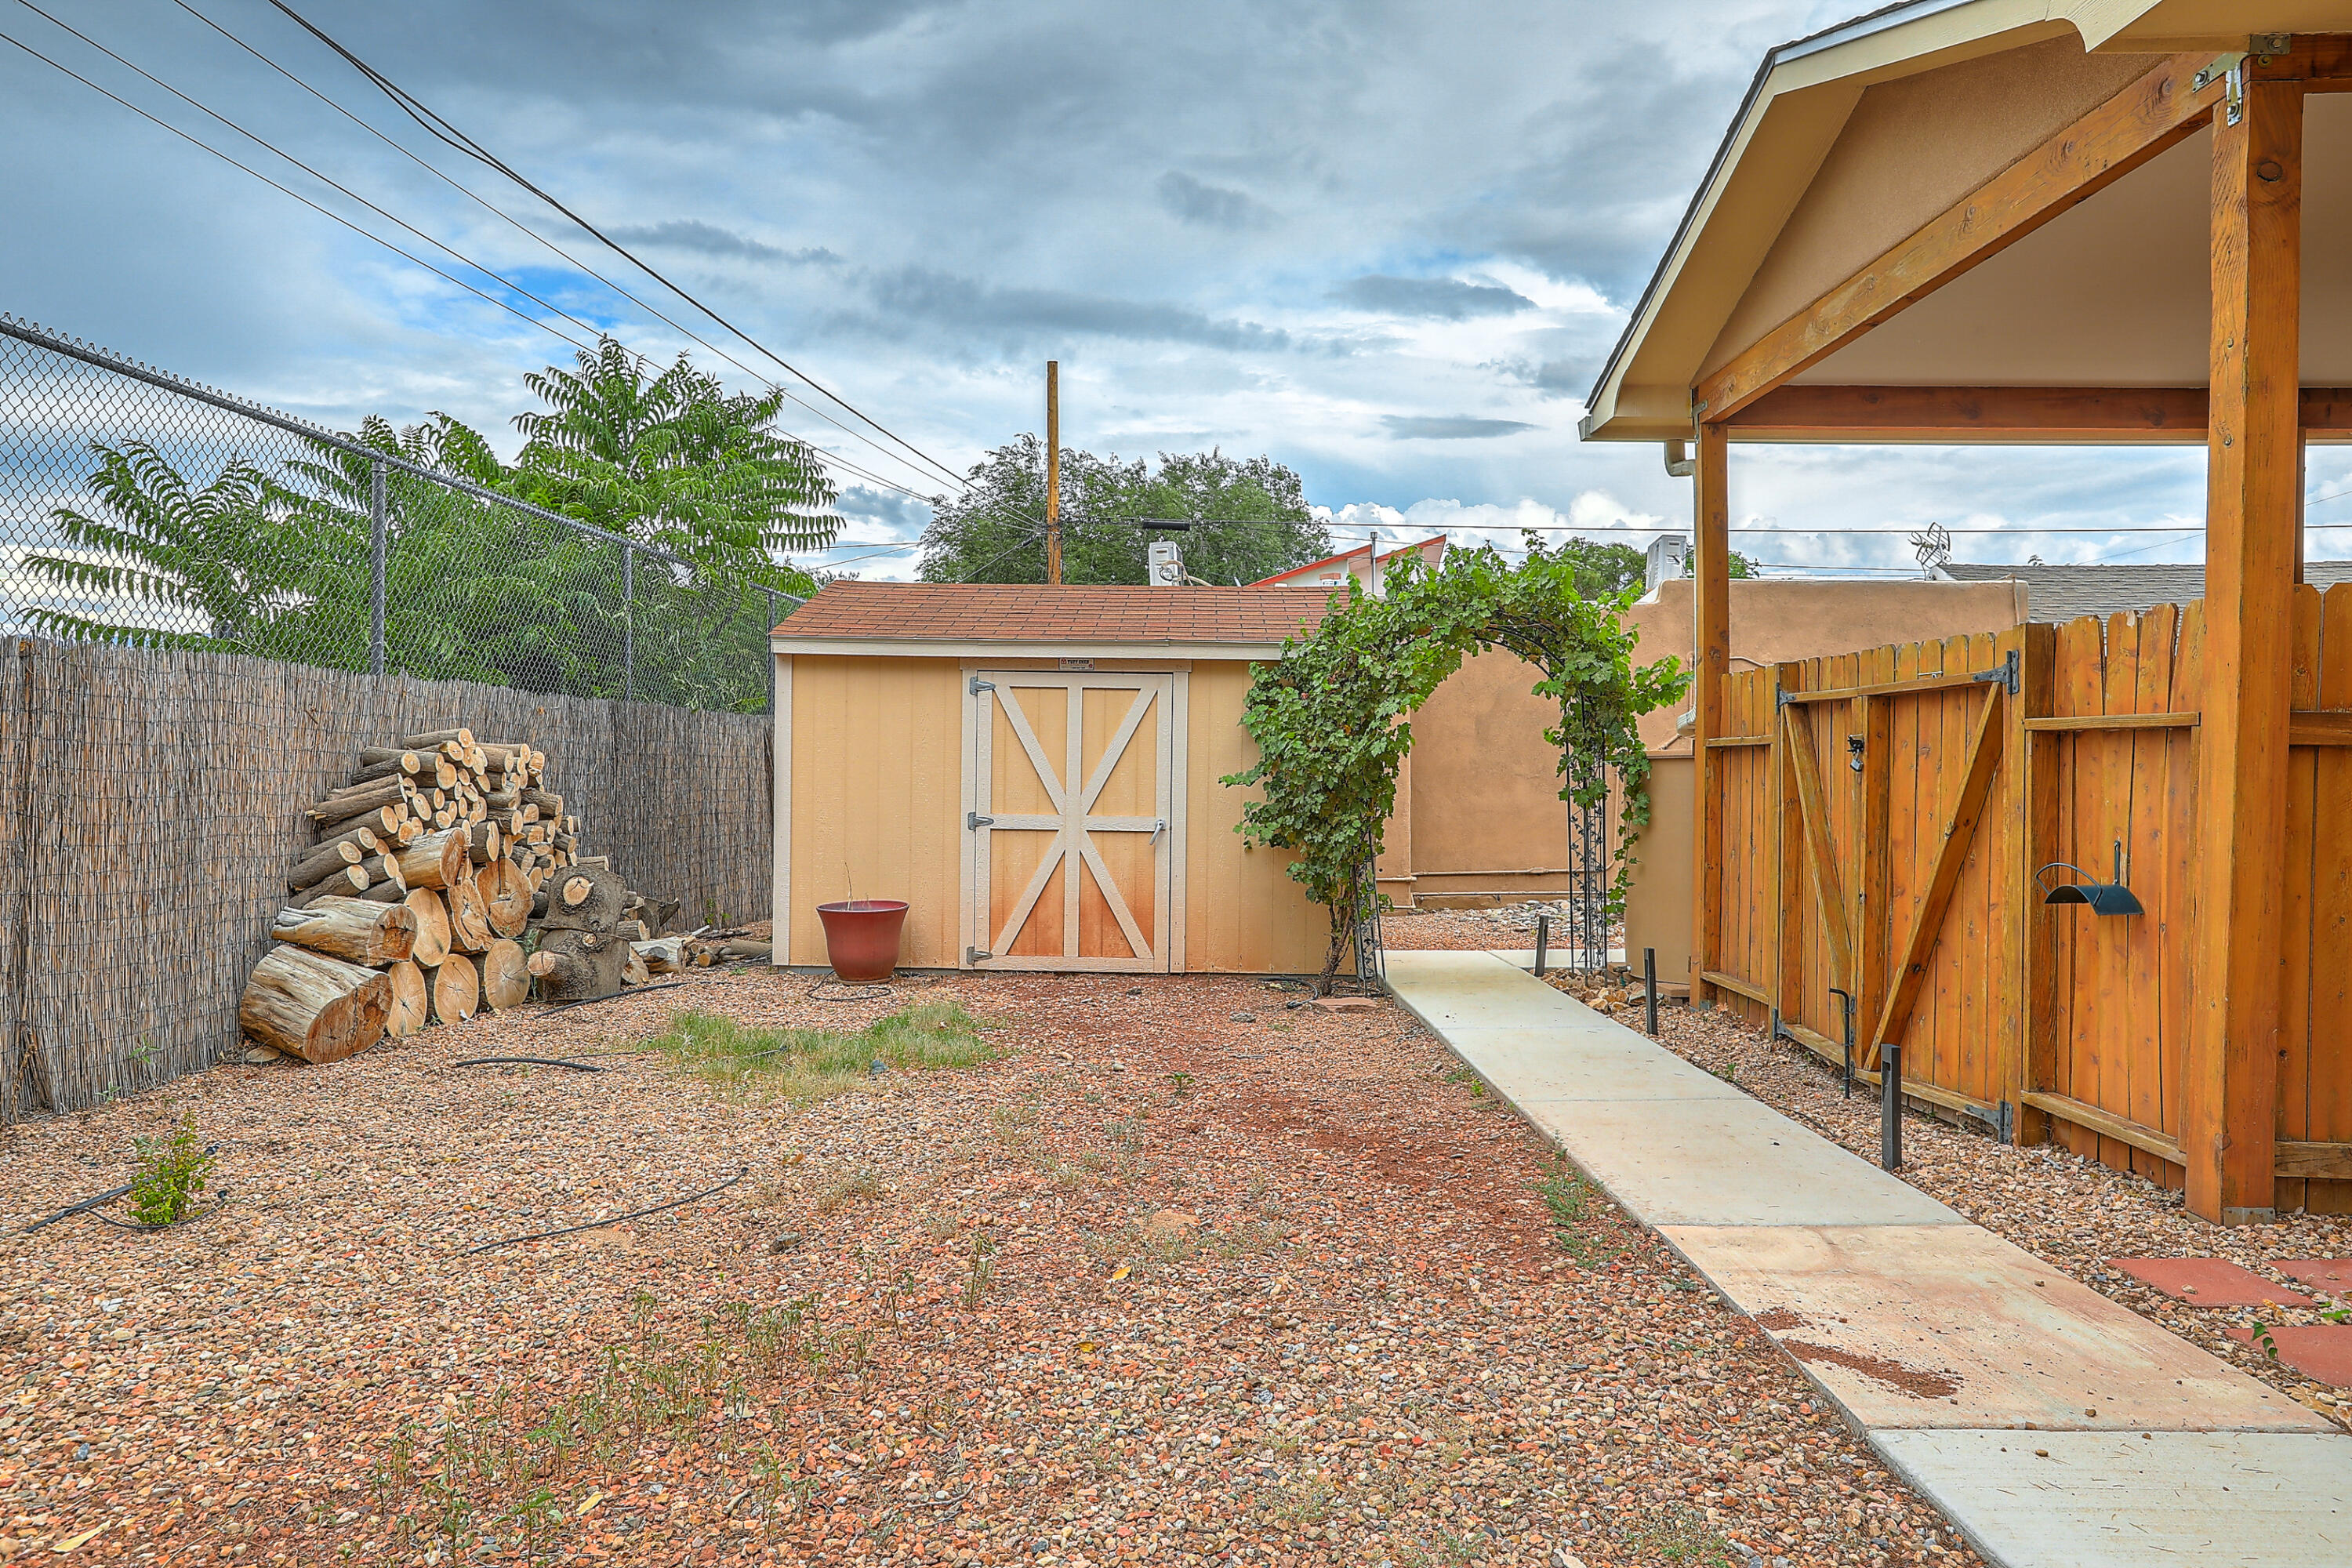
[{"xmin": 773, "ymin": 582, "xmax": 1334, "ymax": 644}]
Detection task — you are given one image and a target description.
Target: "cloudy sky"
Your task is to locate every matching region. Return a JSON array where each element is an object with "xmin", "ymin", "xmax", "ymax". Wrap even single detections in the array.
[{"xmin": 2, "ymin": 0, "xmax": 2297, "ymax": 579}]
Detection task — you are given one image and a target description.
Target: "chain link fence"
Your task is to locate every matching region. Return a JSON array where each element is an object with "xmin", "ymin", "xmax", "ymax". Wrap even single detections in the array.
[{"xmin": 1, "ymin": 314, "xmax": 796, "ymax": 711}]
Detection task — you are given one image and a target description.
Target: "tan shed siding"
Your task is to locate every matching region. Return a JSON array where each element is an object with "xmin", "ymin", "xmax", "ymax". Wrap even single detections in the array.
[
  {"xmin": 786, "ymin": 655, "xmax": 964, "ymax": 968},
  {"xmin": 1183, "ymin": 660, "xmax": 1327, "ymax": 973},
  {"xmin": 1700, "ymin": 37, "xmax": 2162, "ymax": 380}
]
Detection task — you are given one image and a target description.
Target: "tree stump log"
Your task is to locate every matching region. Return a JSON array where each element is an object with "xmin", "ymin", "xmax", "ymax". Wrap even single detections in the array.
[
  {"xmin": 480, "ymin": 939, "xmax": 530, "ymax": 1011},
  {"xmin": 238, "ymin": 945, "xmax": 390, "ymax": 1064},
  {"xmin": 468, "ymin": 820, "xmax": 503, "ymax": 865},
  {"xmin": 404, "ymin": 887, "xmax": 452, "ymax": 967},
  {"xmin": 384, "ymin": 959, "xmax": 429, "ymax": 1037},
  {"xmin": 402, "ymin": 728, "xmax": 475, "ymax": 750},
  {"xmin": 289, "ymin": 866, "xmax": 369, "ymax": 909},
  {"xmin": 287, "ymin": 838, "xmax": 365, "ymax": 890},
  {"xmin": 622, "ymin": 945, "xmax": 652, "ymax": 986},
  {"xmin": 480, "ymin": 858, "xmax": 532, "ymax": 939},
  {"xmin": 425, "ymin": 957, "xmax": 479, "ymax": 1025},
  {"xmin": 528, "ymin": 928, "xmax": 627, "ymax": 1002},
  {"xmin": 634, "ymin": 937, "xmax": 687, "ymax": 974},
  {"xmin": 273, "ymin": 896, "xmax": 417, "ymax": 965},
  {"xmin": 396, "ymin": 826, "xmax": 470, "ymax": 891},
  {"xmin": 534, "ymin": 865, "xmax": 626, "ymax": 932},
  {"xmin": 447, "ymin": 873, "xmax": 494, "ymax": 954}
]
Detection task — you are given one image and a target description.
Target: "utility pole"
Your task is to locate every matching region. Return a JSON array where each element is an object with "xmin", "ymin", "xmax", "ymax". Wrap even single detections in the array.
[{"xmin": 1044, "ymin": 361, "xmax": 1062, "ymax": 585}]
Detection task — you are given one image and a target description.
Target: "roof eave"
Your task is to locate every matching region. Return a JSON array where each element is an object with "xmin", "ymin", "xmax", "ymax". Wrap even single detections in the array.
[
  {"xmin": 1578, "ymin": 0, "xmax": 2119, "ymax": 444},
  {"xmin": 769, "ymin": 636, "xmax": 1298, "ymax": 660}
]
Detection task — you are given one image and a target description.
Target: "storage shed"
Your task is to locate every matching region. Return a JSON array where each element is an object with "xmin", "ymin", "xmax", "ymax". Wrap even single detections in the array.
[{"xmin": 769, "ymin": 583, "xmax": 1333, "ymax": 975}]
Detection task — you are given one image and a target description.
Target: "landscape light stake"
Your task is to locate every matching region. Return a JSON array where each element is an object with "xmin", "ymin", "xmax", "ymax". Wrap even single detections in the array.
[
  {"xmin": 1534, "ymin": 914, "xmax": 1551, "ymax": 976},
  {"xmin": 1828, "ymin": 985, "xmax": 1856, "ymax": 1098},
  {"xmin": 1643, "ymin": 946, "xmax": 1657, "ymax": 1035},
  {"xmin": 1880, "ymin": 1042, "xmax": 1903, "ymax": 1171}
]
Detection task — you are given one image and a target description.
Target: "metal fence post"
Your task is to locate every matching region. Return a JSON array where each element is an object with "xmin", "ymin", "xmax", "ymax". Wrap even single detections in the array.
[
  {"xmin": 622, "ymin": 544, "xmax": 635, "ymax": 702},
  {"xmin": 368, "ymin": 458, "xmax": 386, "ymax": 677},
  {"xmin": 764, "ymin": 589, "xmax": 780, "ymax": 715}
]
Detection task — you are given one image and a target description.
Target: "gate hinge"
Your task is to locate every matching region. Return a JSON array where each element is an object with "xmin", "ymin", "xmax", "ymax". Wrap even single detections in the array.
[
  {"xmin": 1964, "ymin": 1098, "xmax": 2016, "ymax": 1145},
  {"xmin": 967, "ymin": 811, "xmax": 993, "ymax": 831},
  {"xmin": 965, "ymin": 946, "xmax": 991, "ymax": 964},
  {"xmin": 1971, "ymin": 649, "xmax": 2020, "ymax": 696},
  {"xmin": 968, "ymin": 676, "xmax": 995, "ymax": 695},
  {"xmin": 1775, "ymin": 685, "xmax": 1793, "ymax": 709}
]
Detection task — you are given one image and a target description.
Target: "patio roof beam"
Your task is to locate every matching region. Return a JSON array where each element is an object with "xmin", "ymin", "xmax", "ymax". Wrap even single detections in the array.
[
  {"xmin": 1725, "ymin": 384, "xmax": 2352, "ymax": 443},
  {"xmin": 1693, "ymin": 53, "xmax": 2230, "ymax": 425}
]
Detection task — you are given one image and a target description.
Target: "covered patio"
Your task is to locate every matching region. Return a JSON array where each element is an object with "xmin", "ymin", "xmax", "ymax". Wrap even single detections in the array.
[{"xmin": 1582, "ymin": 2, "xmax": 2352, "ymax": 1224}]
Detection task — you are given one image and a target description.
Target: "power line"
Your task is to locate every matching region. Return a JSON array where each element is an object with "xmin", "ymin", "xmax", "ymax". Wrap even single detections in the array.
[
  {"xmin": 260, "ymin": 0, "xmax": 971, "ymax": 495},
  {"xmin": 0, "ymin": 24, "xmax": 604, "ymax": 355},
  {"xmin": 163, "ymin": 0, "xmax": 956, "ymax": 503},
  {"xmin": 5, "ymin": 2, "xmax": 939, "ymax": 508}
]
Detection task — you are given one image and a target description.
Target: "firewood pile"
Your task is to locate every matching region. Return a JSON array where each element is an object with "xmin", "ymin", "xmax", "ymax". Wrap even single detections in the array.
[{"xmin": 237, "ymin": 728, "xmax": 682, "ymax": 1063}]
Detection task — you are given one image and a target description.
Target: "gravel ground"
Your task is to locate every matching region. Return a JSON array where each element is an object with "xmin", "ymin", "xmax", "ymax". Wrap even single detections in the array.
[
  {"xmin": 0, "ymin": 970, "xmax": 1977, "ymax": 1568},
  {"xmin": 1385, "ymin": 906, "xmax": 1619, "ymax": 956},
  {"xmin": 1547, "ymin": 977, "xmax": 2352, "ymax": 1428}
]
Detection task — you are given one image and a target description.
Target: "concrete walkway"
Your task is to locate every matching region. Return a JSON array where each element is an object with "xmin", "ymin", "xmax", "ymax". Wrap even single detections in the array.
[{"xmin": 1383, "ymin": 949, "xmax": 2350, "ymax": 1568}]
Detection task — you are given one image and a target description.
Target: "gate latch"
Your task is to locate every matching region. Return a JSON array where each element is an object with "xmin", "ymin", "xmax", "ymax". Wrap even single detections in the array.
[{"xmin": 967, "ymin": 811, "xmax": 993, "ymax": 831}]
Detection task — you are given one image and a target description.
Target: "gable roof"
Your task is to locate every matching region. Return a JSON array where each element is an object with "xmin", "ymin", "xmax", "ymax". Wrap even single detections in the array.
[
  {"xmin": 1578, "ymin": 0, "xmax": 2286, "ymax": 444},
  {"xmin": 1251, "ymin": 535, "xmax": 1447, "ymax": 586},
  {"xmin": 770, "ymin": 581, "xmax": 1331, "ymax": 656},
  {"xmin": 1938, "ymin": 559, "xmax": 2352, "ymax": 622}
]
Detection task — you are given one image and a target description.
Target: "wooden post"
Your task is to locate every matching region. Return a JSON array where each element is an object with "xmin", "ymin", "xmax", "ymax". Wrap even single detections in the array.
[
  {"xmin": 1045, "ymin": 361, "xmax": 1062, "ymax": 586},
  {"xmin": 2188, "ymin": 73, "xmax": 2302, "ymax": 1225},
  {"xmin": 1690, "ymin": 422, "xmax": 1730, "ymax": 1007},
  {"xmin": 1773, "ymin": 660, "xmax": 1807, "ymax": 1021},
  {"xmin": 2016, "ymin": 622, "xmax": 2059, "ymax": 1145}
]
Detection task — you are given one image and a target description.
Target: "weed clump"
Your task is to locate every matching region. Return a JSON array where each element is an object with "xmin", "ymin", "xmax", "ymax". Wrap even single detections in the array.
[
  {"xmin": 645, "ymin": 999, "xmax": 1000, "ymax": 1102},
  {"xmin": 129, "ymin": 1116, "xmax": 216, "ymax": 1226}
]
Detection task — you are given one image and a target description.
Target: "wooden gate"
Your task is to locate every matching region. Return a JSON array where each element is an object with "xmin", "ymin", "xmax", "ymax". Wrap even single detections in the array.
[
  {"xmin": 1710, "ymin": 629, "xmax": 2028, "ymax": 1132},
  {"xmin": 963, "ymin": 670, "xmax": 1177, "ymax": 971},
  {"xmin": 1697, "ymin": 603, "xmax": 2352, "ymax": 1211}
]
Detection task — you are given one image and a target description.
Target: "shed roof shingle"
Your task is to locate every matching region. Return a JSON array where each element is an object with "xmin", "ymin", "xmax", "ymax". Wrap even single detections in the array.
[
  {"xmin": 772, "ymin": 581, "xmax": 1334, "ymax": 644},
  {"xmin": 1939, "ymin": 561, "xmax": 2352, "ymax": 625}
]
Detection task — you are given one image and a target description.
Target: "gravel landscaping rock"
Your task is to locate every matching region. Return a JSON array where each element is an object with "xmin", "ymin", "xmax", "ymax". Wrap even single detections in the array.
[{"xmin": 0, "ymin": 970, "xmax": 1975, "ymax": 1566}]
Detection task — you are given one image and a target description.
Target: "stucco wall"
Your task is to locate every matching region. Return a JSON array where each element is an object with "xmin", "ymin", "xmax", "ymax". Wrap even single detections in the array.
[
  {"xmin": 1406, "ymin": 649, "xmax": 1572, "ymax": 898},
  {"xmin": 1625, "ymin": 577, "xmax": 2027, "ymax": 750}
]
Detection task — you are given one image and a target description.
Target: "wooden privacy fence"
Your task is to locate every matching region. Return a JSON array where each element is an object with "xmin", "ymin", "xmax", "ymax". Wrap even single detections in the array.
[
  {"xmin": 1699, "ymin": 594, "xmax": 2352, "ymax": 1214},
  {"xmin": 0, "ymin": 638, "xmax": 773, "ymax": 1119}
]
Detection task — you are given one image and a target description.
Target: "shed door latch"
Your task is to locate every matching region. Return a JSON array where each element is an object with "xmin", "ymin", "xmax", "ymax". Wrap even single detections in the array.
[{"xmin": 967, "ymin": 811, "xmax": 993, "ymax": 831}]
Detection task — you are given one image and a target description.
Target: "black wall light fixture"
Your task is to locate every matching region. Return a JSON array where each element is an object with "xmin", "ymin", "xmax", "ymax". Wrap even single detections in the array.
[{"xmin": 2037, "ymin": 840, "xmax": 2142, "ymax": 916}]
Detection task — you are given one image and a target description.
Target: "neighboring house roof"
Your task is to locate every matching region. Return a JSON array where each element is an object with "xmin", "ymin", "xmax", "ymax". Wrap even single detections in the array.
[
  {"xmin": 770, "ymin": 581, "xmax": 1331, "ymax": 656},
  {"xmin": 1936, "ymin": 560, "xmax": 2352, "ymax": 623},
  {"xmin": 1252, "ymin": 535, "xmax": 1447, "ymax": 587}
]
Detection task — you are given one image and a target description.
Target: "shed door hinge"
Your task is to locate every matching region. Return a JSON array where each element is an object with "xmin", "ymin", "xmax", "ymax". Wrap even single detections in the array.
[
  {"xmin": 967, "ymin": 811, "xmax": 993, "ymax": 831},
  {"xmin": 969, "ymin": 676, "xmax": 996, "ymax": 695},
  {"xmin": 966, "ymin": 946, "xmax": 992, "ymax": 964}
]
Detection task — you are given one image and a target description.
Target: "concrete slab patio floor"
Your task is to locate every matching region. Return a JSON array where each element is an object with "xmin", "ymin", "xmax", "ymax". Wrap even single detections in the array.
[{"xmin": 1383, "ymin": 948, "xmax": 2351, "ymax": 1568}]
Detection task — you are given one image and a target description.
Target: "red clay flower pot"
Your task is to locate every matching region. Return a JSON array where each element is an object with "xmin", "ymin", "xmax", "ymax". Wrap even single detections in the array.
[{"xmin": 815, "ymin": 899, "xmax": 909, "ymax": 983}]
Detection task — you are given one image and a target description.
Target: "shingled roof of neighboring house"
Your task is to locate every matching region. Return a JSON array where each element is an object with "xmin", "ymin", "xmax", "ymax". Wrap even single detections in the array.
[
  {"xmin": 1936, "ymin": 561, "xmax": 2352, "ymax": 625},
  {"xmin": 770, "ymin": 581, "xmax": 1334, "ymax": 647}
]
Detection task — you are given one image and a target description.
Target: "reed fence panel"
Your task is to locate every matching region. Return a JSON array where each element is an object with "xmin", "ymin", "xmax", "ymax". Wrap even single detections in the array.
[{"xmin": 0, "ymin": 637, "xmax": 771, "ymax": 1119}]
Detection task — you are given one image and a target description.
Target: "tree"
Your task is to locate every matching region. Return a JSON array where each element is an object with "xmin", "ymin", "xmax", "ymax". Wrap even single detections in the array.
[
  {"xmin": 917, "ymin": 437, "xmax": 1329, "ymax": 585},
  {"xmin": 20, "ymin": 441, "xmax": 321, "ymax": 653},
  {"xmin": 1223, "ymin": 543, "xmax": 1688, "ymax": 991},
  {"xmin": 507, "ymin": 337, "xmax": 838, "ymax": 592}
]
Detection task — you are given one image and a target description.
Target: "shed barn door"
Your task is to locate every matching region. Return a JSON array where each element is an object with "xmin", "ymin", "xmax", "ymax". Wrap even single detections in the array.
[{"xmin": 967, "ymin": 672, "xmax": 1174, "ymax": 971}]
